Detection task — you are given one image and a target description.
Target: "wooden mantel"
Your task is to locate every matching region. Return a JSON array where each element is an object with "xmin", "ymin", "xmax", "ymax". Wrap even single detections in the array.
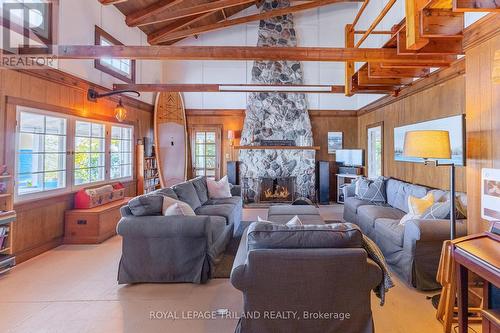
[{"xmin": 234, "ymin": 146, "xmax": 321, "ymax": 151}]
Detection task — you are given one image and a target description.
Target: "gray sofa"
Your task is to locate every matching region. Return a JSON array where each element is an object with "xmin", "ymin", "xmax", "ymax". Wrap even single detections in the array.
[
  {"xmin": 231, "ymin": 218, "xmax": 382, "ymax": 333},
  {"xmin": 117, "ymin": 176, "xmax": 242, "ymax": 284},
  {"xmin": 343, "ymin": 177, "xmax": 467, "ymax": 290}
]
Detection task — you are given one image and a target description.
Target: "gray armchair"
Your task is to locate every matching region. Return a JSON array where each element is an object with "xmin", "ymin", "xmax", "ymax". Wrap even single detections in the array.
[
  {"xmin": 117, "ymin": 206, "xmax": 233, "ymax": 284},
  {"xmin": 230, "ymin": 224, "xmax": 383, "ymax": 333}
]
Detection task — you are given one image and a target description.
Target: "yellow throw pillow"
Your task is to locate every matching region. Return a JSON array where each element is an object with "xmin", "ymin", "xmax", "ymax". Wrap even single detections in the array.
[
  {"xmin": 400, "ymin": 192, "xmax": 435, "ymax": 226},
  {"xmin": 408, "ymin": 192, "xmax": 435, "ymax": 215}
]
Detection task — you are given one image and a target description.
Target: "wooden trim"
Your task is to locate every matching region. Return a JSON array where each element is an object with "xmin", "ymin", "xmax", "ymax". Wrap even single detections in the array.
[
  {"xmin": 366, "ymin": 121, "xmax": 384, "ymax": 177},
  {"xmin": 14, "ymin": 237, "xmax": 64, "ymax": 264},
  {"xmin": 94, "ymin": 25, "xmax": 136, "ymax": 84},
  {"xmin": 14, "ymin": 69, "xmax": 153, "ymax": 113},
  {"xmin": 463, "ymin": 13, "xmax": 500, "ymax": 50},
  {"xmin": 357, "ymin": 58, "xmax": 465, "ymax": 115}
]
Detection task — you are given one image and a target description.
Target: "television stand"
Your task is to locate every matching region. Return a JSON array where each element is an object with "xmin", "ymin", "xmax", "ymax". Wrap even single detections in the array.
[{"xmin": 336, "ymin": 174, "xmax": 359, "ymax": 204}]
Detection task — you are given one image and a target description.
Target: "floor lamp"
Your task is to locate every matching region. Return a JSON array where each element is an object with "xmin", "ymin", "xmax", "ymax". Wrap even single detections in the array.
[{"xmin": 403, "ymin": 130, "xmax": 457, "ymax": 239}]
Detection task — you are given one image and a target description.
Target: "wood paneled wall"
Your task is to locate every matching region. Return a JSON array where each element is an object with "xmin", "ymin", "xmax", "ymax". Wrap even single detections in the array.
[
  {"xmin": 358, "ymin": 69, "xmax": 467, "ymax": 193},
  {"xmin": 0, "ymin": 69, "xmax": 153, "ymax": 263},
  {"xmin": 464, "ymin": 14, "xmax": 500, "ymax": 234}
]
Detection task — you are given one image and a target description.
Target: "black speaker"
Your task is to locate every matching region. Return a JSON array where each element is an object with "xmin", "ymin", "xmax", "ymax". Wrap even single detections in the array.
[
  {"xmin": 227, "ymin": 161, "xmax": 239, "ymax": 185},
  {"xmin": 316, "ymin": 161, "xmax": 330, "ymax": 205}
]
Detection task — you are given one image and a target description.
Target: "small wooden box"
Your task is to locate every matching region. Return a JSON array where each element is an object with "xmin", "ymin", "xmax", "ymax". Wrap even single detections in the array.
[{"xmin": 64, "ymin": 198, "xmax": 131, "ymax": 244}]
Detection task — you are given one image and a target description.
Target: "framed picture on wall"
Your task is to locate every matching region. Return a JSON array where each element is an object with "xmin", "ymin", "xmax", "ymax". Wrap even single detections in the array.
[
  {"xmin": 394, "ymin": 115, "xmax": 465, "ymax": 166},
  {"xmin": 328, "ymin": 132, "xmax": 343, "ymax": 154}
]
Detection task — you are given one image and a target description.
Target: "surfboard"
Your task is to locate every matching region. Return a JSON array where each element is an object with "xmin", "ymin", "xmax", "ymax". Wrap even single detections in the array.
[{"xmin": 154, "ymin": 92, "xmax": 188, "ymax": 188}]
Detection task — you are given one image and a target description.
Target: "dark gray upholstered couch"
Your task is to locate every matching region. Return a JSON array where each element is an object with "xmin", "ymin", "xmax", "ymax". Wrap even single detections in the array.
[
  {"xmin": 343, "ymin": 177, "xmax": 467, "ymax": 290},
  {"xmin": 231, "ymin": 216, "xmax": 382, "ymax": 333},
  {"xmin": 117, "ymin": 176, "xmax": 242, "ymax": 284}
]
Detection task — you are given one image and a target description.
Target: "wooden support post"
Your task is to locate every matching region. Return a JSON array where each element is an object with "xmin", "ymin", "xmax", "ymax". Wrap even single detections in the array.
[
  {"xmin": 345, "ymin": 24, "xmax": 355, "ymax": 96},
  {"xmin": 420, "ymin": 8, "xmax": 464, "ymax": 38},
  {"xmin": 405, "ymin": 0, "xmax": 429, "ymax": 50}
]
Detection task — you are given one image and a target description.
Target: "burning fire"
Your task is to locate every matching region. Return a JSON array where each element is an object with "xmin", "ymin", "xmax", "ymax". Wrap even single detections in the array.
[{"xmin": 264, "ymin": 185, "xmax": 290, "ymax": 199}]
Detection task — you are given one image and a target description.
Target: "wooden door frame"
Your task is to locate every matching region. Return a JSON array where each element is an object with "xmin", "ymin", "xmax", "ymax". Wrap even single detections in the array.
[
  {"xmin": 366, "ymin": 121, "xmax": 384, "ymax": 178},
  {"xmin": 189, "ymin": 124, "xmax": 223, "ymax": 180}
]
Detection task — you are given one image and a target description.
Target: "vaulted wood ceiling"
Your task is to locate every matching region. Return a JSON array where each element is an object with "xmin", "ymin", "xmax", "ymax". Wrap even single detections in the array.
[{"xmin": 100, "ymin": 0, "xmax": 361, "ymax": 45}]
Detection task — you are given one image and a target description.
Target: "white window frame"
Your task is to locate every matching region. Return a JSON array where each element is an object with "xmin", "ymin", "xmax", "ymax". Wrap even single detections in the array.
[
  {"xmin": 14, "ymin": 106, "xmax": 134, "ymax": 203},
  {"xmin": 367, "ymin": 123, "xmax": 383, "ymax": 180},
  {"xmin": 110, "ymin": 125, "xmax": 134, "ymax": 180}
]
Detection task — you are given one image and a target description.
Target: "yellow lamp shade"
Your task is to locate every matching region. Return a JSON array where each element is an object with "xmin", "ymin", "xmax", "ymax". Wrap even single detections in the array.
[{"xmin": 403, "ymin": 130, "xmax": 451, "ymax": 159}]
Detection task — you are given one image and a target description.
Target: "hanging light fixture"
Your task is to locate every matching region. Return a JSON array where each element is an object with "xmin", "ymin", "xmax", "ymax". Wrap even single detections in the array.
[
  {"xmin": 114, "ymin": 99, "xmax": 127, "ymax": 122},
  {"xmin": 87, "ymin": 88, "xmax": 140, "ymax": 122}
]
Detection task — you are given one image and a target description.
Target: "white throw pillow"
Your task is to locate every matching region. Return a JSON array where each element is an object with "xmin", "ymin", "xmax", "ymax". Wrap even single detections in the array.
[
  {"xmin": 257, "ymin": 215, "xmax": 303, "ymax": 227},
  {"xmin": 162, "ymin": 196, "xmax": 196, "ymax": 216},
  {"xmin": 207, "ymin": 176, "xmax": 232, "ymax": 199}
]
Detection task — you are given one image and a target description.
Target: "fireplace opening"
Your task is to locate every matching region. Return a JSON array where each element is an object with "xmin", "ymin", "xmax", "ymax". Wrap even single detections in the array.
[{"xmin": 259, "ymin": 177, "xmax": 295, "ymax": 203}]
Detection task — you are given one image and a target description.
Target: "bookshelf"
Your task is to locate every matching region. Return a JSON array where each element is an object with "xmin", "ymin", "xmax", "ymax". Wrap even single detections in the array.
[
  {"xmin": 0, "ymin": 173, "xmax": 15, "ymax": 275},
  {"xmin": 136, "ymin": 143, "xmax": 161, "ymax": 195}
]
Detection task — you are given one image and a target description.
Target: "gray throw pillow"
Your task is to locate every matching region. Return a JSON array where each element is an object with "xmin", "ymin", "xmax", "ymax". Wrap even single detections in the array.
[
  {"xmin": 152, "ymin": 187, "xmax": 178, "ymax": 200},
  {"xmin": 355, "ymin": 177, "xmax": 387, "ymax": 203},
  {"xmin": 190, "ymin": 176, "xmax": 209, "ymax": 204},
  {"xmin": 421, "ymin": 200, "xmax": 451, "ymax": 220},
  {"xmin": 128, "ymin": 195, "xmax": 164, "ymax": 216},
  {"xmin": 173, "ymin": 181, "xmax": 202, "ymax": 210}
]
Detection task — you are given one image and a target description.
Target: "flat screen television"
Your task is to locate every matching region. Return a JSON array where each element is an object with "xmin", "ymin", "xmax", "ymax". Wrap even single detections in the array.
[{"xmin": 336, "ymin": 149, "xmax": 365, "ymax": 167}]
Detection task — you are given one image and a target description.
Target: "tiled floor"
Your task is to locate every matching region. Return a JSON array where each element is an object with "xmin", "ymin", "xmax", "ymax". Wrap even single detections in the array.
[{"xmin": 0, "ymin": 205, "xmax": 480, "ymax": 333}]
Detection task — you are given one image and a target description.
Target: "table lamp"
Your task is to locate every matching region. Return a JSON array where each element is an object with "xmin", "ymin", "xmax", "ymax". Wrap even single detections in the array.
[{"xmin": 403, "ymin": 130, "xmax": 457, "ymax": 239}]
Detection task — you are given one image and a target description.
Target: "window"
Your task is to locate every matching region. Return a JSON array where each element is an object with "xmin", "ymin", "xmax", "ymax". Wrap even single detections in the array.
[
  {"xmin": 74, "ymin": 121, "xmax": 106, "ymax": 186},
  {"xmin": 111, "ymin": 126, "xmax": 133, "ymax": 180},
  {"xmin": 14, "ymin": 106, "xmax": 134, "ymax": 201},
  {"xmin": 94, "ymin": 26, "xmax": 135, "ymax": 83},
  {"xmin": 191, "ymin": 127, "xmax": 221, "ymax": 180},
  {"xmin": 16, "ymin": 111, "xmax": 67, "ymax": 196},
  {"xmin": 367, "ymin": 123, "xmax": 383, "ymax": 179}
]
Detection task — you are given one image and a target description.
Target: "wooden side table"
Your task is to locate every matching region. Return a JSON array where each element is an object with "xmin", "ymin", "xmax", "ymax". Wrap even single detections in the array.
[
  {"xmin": 453, "ymin": 232, "xmax": 500, "ymax": 333},
  {"xmin": 64, "ymin": 197, "xmax": 131, "ymax": 244}
]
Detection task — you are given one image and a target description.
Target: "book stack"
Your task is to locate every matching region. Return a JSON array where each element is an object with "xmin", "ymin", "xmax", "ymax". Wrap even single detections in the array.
[{"xmin": 0, "ymin": 226, "xmax": 8, "ymax": 250}]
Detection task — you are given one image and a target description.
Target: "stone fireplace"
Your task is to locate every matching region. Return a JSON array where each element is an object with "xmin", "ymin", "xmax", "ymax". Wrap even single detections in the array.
[
  {"xmin": 259, "ymin": 177, "xmax": 296, "ymax": 203},
  {"xmin": 239, "ymin": 0, "xmax": 316, "ymax": 204}
]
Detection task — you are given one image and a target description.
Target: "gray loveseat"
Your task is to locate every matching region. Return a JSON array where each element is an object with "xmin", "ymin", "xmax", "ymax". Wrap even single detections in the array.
[
  {"xmin": 343, "ymin": 177, "xmax": 467, "ymax": 290},
  {"xmin": 117, "ymin": 176, "xmax": 242, "ymax": 284},
  {"xmin": 231, "ymin": 219, "xmax": 382, "ymax": 333}
]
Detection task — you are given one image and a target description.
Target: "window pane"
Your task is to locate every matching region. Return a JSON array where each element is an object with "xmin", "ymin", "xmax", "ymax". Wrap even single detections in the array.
[
  {"xmin": 206, "ymin": 157, "xmax": 216, "ymax": 169},
  {"xmin": 19, "ymin": 133, "xmax": 43, "ymax": 153},
  {"xmin": 45, "ymin": 135, "xmax": 65, "ymax": 152},
  {"xmin": 91, "ymin": 124, "xmax": 105, "ymax": 138},
  {"xmin": 110, "ymin": 126, "xmax": 133, "ymax": 180},
  {"xmin": 44, "ymin": 171, "xmax": 65, "ymax": 190},
  {"xmin": 75, "ymin": 153, "xmax": 90, "ymax": 169},
  {"xmin": 17, "ymin": 152, "xmax": 43, "ymax": 174},
  {"xmin": 75, "ymin": 137, "xmax": 90, "ymax": 152},
  {"xmin": 20, "ymin": 112, "xmax": 44, "ymax": 133},
  {"xmin": 196, "ymin": 133, "xmax": 205, "ymax": 143},
  {"xmin": 196, "ymin": 144, "xmax": 205, "ymax": 156},
  {"xmin": 75, "ymin": 121, "xmax": 90, "ymax": 137},
  {"xmin": 74, "ymin": 169, "xmax": 90, "ymax": 186},
  {"xmin": 205, "ymin": 170, "xmax": 215, "ymax": 177},
  {"xmin": 206, "ymin": 144, "xmax": 216, "ymax": 156},
  {"xmin": 195, "ymin": 170, "xmax": 205, "ymax": 176},
  {"xmin": 90, "ymin": 153, "xmax": 105, "ymax": 168},
  {"xmin": 45, "ymin": 116, "xmax": 66, "ymax": 135},
  {"xmin": 111, "ymin": 127, "xmax": 121, "ymax": 139},
  {"xmin": 18, "ymin": 173, "xmax": 44, "ymax": 195},
  {"xmin": 196, "ymin": 156, "xmax": 205, "ymax": 168},
  {"xmin": 206, "ymin": 132, "xmax": 216, "ymax": 143},
  {"xmin": 91, "ymin": 138, "xmax": 105, "ymax": 153},
  {"xmin": 90, "ymin": 167, "xmax": 105, "ymax": 182},
  {"xmin": 44, "ymin": 153, "xmax": 65, "ymax": 172},
  {"xmin": 122, "ymin": 128, "xmax": 131, "ymax": 140}
]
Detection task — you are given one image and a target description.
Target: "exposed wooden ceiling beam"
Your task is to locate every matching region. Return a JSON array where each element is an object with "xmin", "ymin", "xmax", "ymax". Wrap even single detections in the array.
[
  {"xmin": 125, "ymin": 0, "xmax": 186, "ymax": 27},
  {"xmin": 149, "ymin": 0, "xmax": 361, "ymax": 44},
  {"xmin": 368, "ymin": 62, "xmax": 430, "ymax": 78},
  {"xmin": 128, "ymin": 0, "xmax": 256, "ymax": 27},
  {"xmin": 57, "ymin": 45, "xmax": 456, "ymax": 64},
  {"xmin": 112, "ymin": 83, "xmax": 348, "ymax": 93}
]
